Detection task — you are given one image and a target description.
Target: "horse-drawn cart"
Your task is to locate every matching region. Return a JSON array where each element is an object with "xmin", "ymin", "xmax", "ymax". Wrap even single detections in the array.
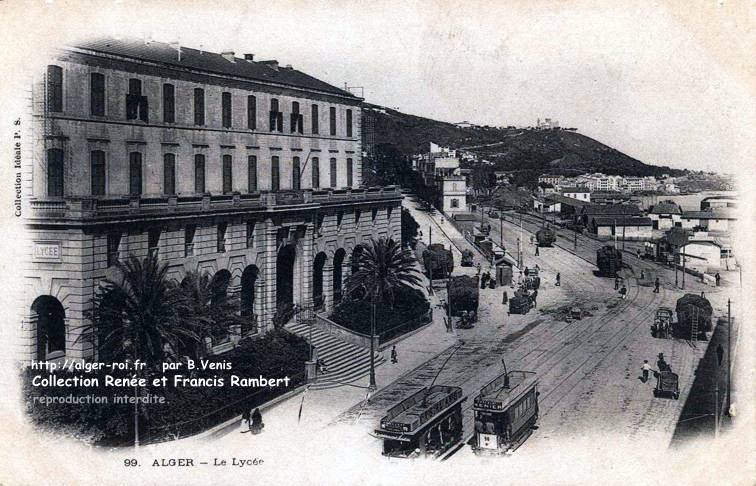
[
  {"xmin": 651, "ymin": 307, "xmax": 674, "ymax": 338},
  {"xmin": 653, "ymin": 371, "xmax": 679, "ymax": 399}
]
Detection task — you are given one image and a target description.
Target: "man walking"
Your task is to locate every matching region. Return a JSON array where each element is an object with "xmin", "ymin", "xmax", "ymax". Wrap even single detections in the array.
[
  {"xmin": 555, "ymin": 272, "xmax": 561, "ymax": 287},
  {"xmin": 614, "ymin": 276, "xmax": 620, "ymax": 290},
  {"xmin": 502, "ymin": 290, "xmax": 508, "ymax": 305},
  {"xmin": 641, "ymin": 360, "xmax": 652, "ymax": 383},
  {"xmin": 654, "ymin": 277, "xmax": 660, "ymax": 293},
  {"xmin": 531, "ymin": 290, "xmax": 538, "ymax": 308},
  {"xmin": 391, "ymin": 345, "xmax": 398, "ymax": 364},
  {"xmin": 715, "ymin": 272, "xmax": 721, "ymax": 286},
  {"xmin": 535, "ymin": 246, "xmax": 540, "ymax": 256},
  {"xmin": 620, "ymin": 285, "xmax": 627, "ymax": 299}
]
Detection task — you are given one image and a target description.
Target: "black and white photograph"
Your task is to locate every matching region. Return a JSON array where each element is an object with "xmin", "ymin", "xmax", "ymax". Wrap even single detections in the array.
[{"xmin": 0, "ymin": 1, "xmax": 753, "ymax": 485}]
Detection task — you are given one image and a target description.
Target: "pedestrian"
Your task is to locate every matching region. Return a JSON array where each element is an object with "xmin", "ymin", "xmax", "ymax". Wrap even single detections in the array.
[
  {"xmin": 535, "ymin": 246, "xmax": 540, "ymax": 256},
  {"xmin": 700, "ymin": 291, "xmax": 705, "ymax": 298},
  {"xmin": 489, "ymin": 277, "xmax": 497, "ymax": 289},
  {"xmin": 391, "ymin": 345, "xmax": 398, "ymax": 364},
  {"xmin": 556, "ymin": 272, "xmax": 561, "ymax": 286},
  {"xmin": 637, "ymin": 249, "xmax": 641, "ymax": 259},
  {"xmin": 657, "ymin": 353, "xmax": 669, "ymax": 372},
  {"xmin": 715, "ymin": 272, "xmax": 721, "ymax": 286},
  {"xmin": 502, "ymin": 290, "xmax": 508, "ymax": 304},
  {"xmin": 241, "ymin": 407, "xmax": 251, "ymax": 432},
  {"xmin": 531, "ymin": 290, "xmax": 538, "ymax": 307},
  {"xmin": 654, "ymin": 277, "xmax": 660, "ymax": 293},
  {"xmin": 620, "ymin": 285, "xmax": 627, "ymax": 299},
  {"xmin": 318, "ymin": 358, "xmax": 328, "ymax": 374},
  {"xmin": 641, "ymin": 360, "xmax": 652, "ymax": 383},
  {"xmin": 614, "ymin": 276, "xmax": 620, "ymax": 290},
  {"xmin": 251, "ymin": 407, "xmax": 264, "ymax": 433},
  {"xmin": 640, "ymin": 270, "xmax": 645, "ymax": 280},
  {"xmin": 476, "ymin": 262, "xmax": 482, "ymax": 275},
  {"xmin": 524, "ymin": 266, "xmax": 530, "ymax": 277},
  {"xmin": 716, "ymin": 343, "xmax": 724, "ymax": 367}
]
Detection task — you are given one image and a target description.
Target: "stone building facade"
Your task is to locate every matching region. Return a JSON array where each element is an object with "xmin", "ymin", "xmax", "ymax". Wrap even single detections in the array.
[{"xmin": 21, "ymin": 39, "xmax": 401, "ymax": 363}]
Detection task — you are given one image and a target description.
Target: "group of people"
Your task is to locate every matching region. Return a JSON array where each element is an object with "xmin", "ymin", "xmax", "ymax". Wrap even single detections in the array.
[{"xmin": 240, "ymin": 407, "xmax": 264, "ymax": 434}]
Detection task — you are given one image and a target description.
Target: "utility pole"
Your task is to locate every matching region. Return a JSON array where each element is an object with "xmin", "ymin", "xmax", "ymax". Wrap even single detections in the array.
[
  {"xmin": 675, "ymin": 249, "xmax": 679, "ymax": 288},
  {"xmin": 622, "ymin": 222, "xmax": 626, "ymax": 251},
  {"xmin": 682, "ymin": 252, "xmax": 686, "ymax": 289},
  {"xmin": 500, "ymin": 215, "xmax": 503, "ymax": 249}
]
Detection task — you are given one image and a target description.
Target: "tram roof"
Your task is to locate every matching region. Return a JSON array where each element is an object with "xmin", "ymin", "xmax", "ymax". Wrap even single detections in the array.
[
  {"xmin": 473, "ymin": 371, "xmax": 537, "ymax": 411},
  {"xmin": 377, "ymin": 385, "xmax": 465, "ymax": 435}
]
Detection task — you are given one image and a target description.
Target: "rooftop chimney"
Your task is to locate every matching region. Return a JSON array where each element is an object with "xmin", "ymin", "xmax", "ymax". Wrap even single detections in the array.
[
  {"xmin": 243, "ymin": 53, "xmax": 255, "ymax": 61},
  {"xmin": 221, "ymin": 51, "xmax": 235, "ymax": 62},
  {"xmin": 260, "ymin": 60, "xmax": 279, "ymax": 71}
]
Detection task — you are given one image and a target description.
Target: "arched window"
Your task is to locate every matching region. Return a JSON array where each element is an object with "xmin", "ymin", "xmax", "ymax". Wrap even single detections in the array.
[
  {"xmin": 311, "ymin": 157, "xmax": 320, "ymax": 189},
  {"xmin": 292, "ymin": 157, "xmax": 301, "ymax": 190},
  {"xmin": 47, "ymin": 65, "xmax": 63, "ymax": 113},
  {"xmin": 129, "ymin": 152, "xmax": 142, "ymax": 196},
  {"xmin": 163, "ymin": 153, "xmax": 176, "ymax": 195},
  {"xmin": 194, "ymin": 154, "xmax": 206, "ymax": 193},
  {"xmin": 32, "ymin": 296, "xmax": 66, "ymax": 361},
  {"xmin": 222, "ymin": 154, "xmax": 233, "ymax": 193},
  {"xmin": 90, "ymin": 150, "xmax": 106, "ymax": 196},
  {"xmin": 47, "ymin": 148, "xmax": 64, "ymax": 197}
]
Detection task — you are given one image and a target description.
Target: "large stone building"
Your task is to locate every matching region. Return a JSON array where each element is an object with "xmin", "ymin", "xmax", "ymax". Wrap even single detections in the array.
[{"xmin": 21, "ymin": 39, "xmax": 401, "ymax": 363}]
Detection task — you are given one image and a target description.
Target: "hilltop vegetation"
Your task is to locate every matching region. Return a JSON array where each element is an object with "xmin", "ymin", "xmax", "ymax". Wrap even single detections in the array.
[{"xmin": 363, "ymin": 103, "xmax": 684, "ymax": 188}]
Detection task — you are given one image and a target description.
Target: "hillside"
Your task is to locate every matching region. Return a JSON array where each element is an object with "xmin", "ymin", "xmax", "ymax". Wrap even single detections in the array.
[{"xmin": 364, "ymin": 103, "xmax": 684, "ymax": 187}]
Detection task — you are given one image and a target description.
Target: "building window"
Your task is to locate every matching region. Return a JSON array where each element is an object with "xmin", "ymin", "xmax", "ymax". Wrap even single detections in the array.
[
  {"xmin": 346, "ymin": 109, "xmax": 353, "ymax": 137},
  {"xmin": 107, "ymin": 233, "xmax": 121, "ymax": 267},
  {"xmin": 329, "ymin": 106, "xmax": 336, "ymax": 136},
  {"xmin": 217, "ymin": 223, "xmax": 227, "ymax": 253},
  {"xmin": 90, "ymin": 73, "xmax": 105, "ymax": 117},
  {"xmin": 271, "ymin": 156, "xmax": 280, "ymax": 191},
  {"xmin": 184, "ymin": 226, "xmax": 196, "ymax": 257},
  {"xmin": 292, "ymin": 157, "xmax": 301, "ymax": 190},
  {"xmin": 290, "ymin": 101, "xmax": 303, "ymax": 133},
  {"xmin": 129, "ymin": 152, "xmax": 142, "ymax": 196},
  {"xmin": 46, "ymin": 65, "xmax": 63, "ymax": 113},
  {"xmin": 311, "ymin": 104, "xmax": 319, "ymax": 134},
  {"xmin": 90, "ymin": 150, "xmax": 106, "ymax": 196},
  {"xmin": 312, "ymin": 157, "xmax": 320, "ymax": 189},
  {"xmin": 163, "ymin": 153, "xmax": 176, "ymax": 195},
  {"xmin": 346, "ymin": 158, "xmax": 353, "ymax": 187},
  {"xmin": 269, "ymin": 98, "xmax": 283, "ymax": 132},
  {"xmin": 163, "ymin": 84, "xmax": 175, "ymax": 123},
  {"xmin": 222, "ymin": 154, "xmax": 233, "ymax": 193},
  {"xmin": 126, "ymin": 79, "xmax": 147, "ymax": 122},
  {"xmin": 248, "ymin": 155, "xmax": 257, "ymax": 192},
  {"xmin": 451, "ymin": 198, "xmax": 459, "ymax": 208},
  {"xmin": 148, "ymin": 228, "xmax": 161, "ymax": 257},
  {"xmin": 222, "ymin": 92, "xmax": 232, "ymax": 128},
  {"xmin": 193, "ymin": 88, "xmax": 205, "ymax": 125},
  {"xmin": 47, "ymin": 148, "xmax": 64, "ymax": 197},
  {"xmin": 246, "ymin": 221, "xmax": 255, "ymax": 248},
  {"xmin": 247, "ymin": 95, "xmax": 256, "ymax": 129},
  {"xmin": 330, "ymin": 158, "xmax": 337, "ymax": 187},
  {"xmin": 194, "ymin": 154, "xmax": 205, "ymax": 193}
]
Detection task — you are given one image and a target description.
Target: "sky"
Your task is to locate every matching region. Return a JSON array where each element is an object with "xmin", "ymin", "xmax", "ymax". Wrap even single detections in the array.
[{"xmin": 0, "ymin": 0, "xmax": 753, "ymax": 173}]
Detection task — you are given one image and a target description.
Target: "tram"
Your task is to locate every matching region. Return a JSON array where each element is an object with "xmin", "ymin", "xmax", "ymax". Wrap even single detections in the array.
[
  {"xmin": 374, "ymin": 385, "xmax": 466, "ymax": 459},
  {"xmin": 472, "ymin": 370, "xmax": 539, "ymax": 455}
]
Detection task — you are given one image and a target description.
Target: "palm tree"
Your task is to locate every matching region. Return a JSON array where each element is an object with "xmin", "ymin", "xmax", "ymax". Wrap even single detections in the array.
[
  {"xmin": 344, "ymin": 237, "xmax": 422, "ymax": 389},
  {"xmin": 345, "ymin": 237, "xmax": 422, "ymax": 308},
  {"xmin": 81, "ymin": 254, "xmax": 194, "ymax": 369}
]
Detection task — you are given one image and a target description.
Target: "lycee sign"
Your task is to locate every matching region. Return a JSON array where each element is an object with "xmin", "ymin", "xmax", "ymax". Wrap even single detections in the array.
[{"xmin": 32, "ymin": 242, "xmax": 62, "ymax": 262}]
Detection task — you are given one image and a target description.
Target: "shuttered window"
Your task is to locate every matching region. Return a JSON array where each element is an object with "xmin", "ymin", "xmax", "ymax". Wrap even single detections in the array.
[
  {"xmin": 292, "ymin": 157, "xmax": 301, "ymax": 190},
  {"xmin": 90, "ymin": 150, "xmax": 106, "ymax": 196},
  {"xmin": 194, "ymin": 88, "xmax": 205, "ymax": 125},
  {"xmin": 346, "ymin": 109, "xmax": 353, "ymax": 137},
  {"xmin": 129, "ymin": 152, "xmax": 142, "ymax": 196},
  {"xmin": 222, "ymin": 92, "xmax": 232, "ymax": 128},
  {"xmin": 271, "ymin": 156, "xmax": 280, "ymax": 191},
  {"xmin": 329, "ymin": 107, "xmax": 336, "ymax": 136},
  {"xmin": 330, "ymin": 158, "xmax": 337, "ymax": 187},
  {"xmin": 347, "ymin": 158, "xmax": 353, "ymax": 187},
  {"xmin": 163, "ymin": 153, "xmax": 176, "ymax": 195},
  {"xmin": 247, "ymin": 95, "xmax": 257, "ymax": 129},
  {"xmin": 311, "ymin": 157, "xmax": 320, "ymax": 189},
  {"xmin": 194, "ymin": 154, "xmax": 206, "ymax": 193},
  {"xmin": 47, "ymin": 148, "xmax": 64, "ymax": 197},
  {"xmin": 163, "ymin": 84, "xmax": 175, "ymax": 123},
  {"xmin": 311, "ymin": 104, "xmax": 319, "ymax": 134},
  {"xmin": 47, "ymin": 65, "xmax": 63, "ymax": 113},
  {"xmin": 248, "ymin": 155, "xmax": 257, "ymax": 192},
  {"xmin": 222, "ymin": 154, "xmax": 233, "ymax": 193},
  {"xmin": 90, "ymin": 73, "xmax": 105, "ymax": 116}
]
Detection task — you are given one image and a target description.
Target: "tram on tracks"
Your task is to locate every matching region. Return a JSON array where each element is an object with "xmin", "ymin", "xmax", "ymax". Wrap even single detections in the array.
[
  {"xmin": 374, "ymin": 385, "xmax": 466, "ymax": 459},
  {"xmin": 471, "ymin": 370, "xmax": 539, "ymax": 455}
]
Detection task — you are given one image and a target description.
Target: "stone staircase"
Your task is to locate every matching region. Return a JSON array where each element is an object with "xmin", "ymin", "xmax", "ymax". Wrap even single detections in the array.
[{"xmin": 286, "ymin": 320, "xmax": 385, "ymax": 390}]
